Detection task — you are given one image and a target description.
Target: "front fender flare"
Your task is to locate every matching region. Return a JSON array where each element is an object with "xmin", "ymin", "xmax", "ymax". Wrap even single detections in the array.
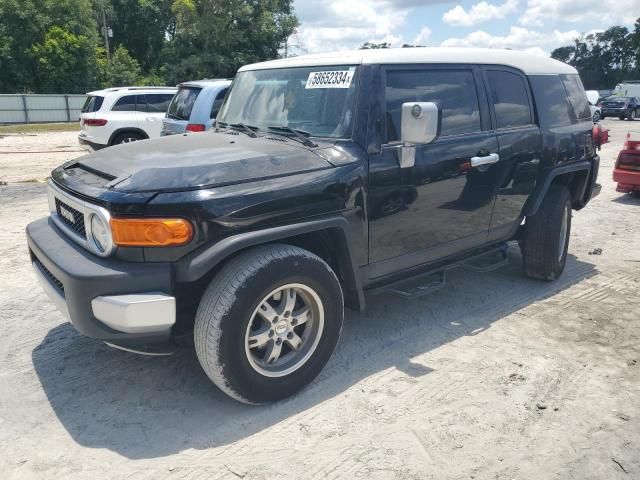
[{"xmin": 174, "ymin": 216, "xmax": 365, "ymax": 311}]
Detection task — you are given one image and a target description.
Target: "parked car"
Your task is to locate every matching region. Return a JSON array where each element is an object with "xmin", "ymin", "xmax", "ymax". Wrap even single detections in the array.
[
  {"xmin": 599, "ymin": 96, "xmax": 639, "ymax": 120},
  {"xmin": 161, "ymin": 79, "xmax": 231, "ymax": 136},
  {"xmin": 585, "ymin": 90, "xmax": 601, "ymax": 121},
  {"xmin": 27, "ymin": 48, "xmax": 601, "ymax": 404},
  {"xmin": 78, "ymin": 86, "xmax": 177, "ymax": 150},
  {"xmin": 613, "ymin": 133, "xmax": 640, "ymax": 196}
]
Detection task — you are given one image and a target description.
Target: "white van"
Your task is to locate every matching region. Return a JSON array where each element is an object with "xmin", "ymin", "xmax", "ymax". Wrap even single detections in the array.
[{"xmin": 614, "ymin": 81, "xmax": 640, "ymax": 98}]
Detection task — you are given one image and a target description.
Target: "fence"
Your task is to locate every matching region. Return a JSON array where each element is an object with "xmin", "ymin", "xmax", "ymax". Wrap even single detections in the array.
[{"xmin": 0, "ymin": 94, "xmax": 87, "ymax": 124}]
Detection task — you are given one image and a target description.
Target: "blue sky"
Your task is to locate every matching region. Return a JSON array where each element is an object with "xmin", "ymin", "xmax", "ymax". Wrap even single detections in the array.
[{"xmin": 291, "ymin": 0, "xmax": 639, "ymax": 56}]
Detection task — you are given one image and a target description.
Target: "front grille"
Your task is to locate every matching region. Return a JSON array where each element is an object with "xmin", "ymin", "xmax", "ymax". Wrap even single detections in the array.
[
  {"xmin": 33, "ymin": 256, "xmax": 65, "ymax": 296},
  {"xmin": 55, "ymin": 198, "xmax": 86, "ymax": 239}
]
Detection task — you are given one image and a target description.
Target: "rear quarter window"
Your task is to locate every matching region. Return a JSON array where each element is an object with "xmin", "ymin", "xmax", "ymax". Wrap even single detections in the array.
[
  {"xmin": 561, "ymin": 74, "xmax": 591, "ymax": 121},
  {"xmin": 167, "ymin": 87, "xmax": 202, "ymax": 121},
  {"xmin": 529, "ymin": 75, "xmax": 573, "ymax": 128},
  {"xmin": 81, "ymin": 95, "xmax": 104, "ymax": 113},
  {"xmin": 210, "ymin": 88, "xmax": 229, "ymax": 119}
]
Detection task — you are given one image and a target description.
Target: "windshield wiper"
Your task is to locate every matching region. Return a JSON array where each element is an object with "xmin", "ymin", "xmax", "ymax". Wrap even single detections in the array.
[
  {"xmin": 267, "ymin": 125, "xmax": 318, "ymax": 148},
  {"xmin": 217, "ymin": 121, "xmax": 258, "ymax": 138}
]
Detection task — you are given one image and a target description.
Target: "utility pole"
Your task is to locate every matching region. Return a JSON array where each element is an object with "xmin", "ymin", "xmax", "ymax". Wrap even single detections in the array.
[{"xmin": 98, "ymin": 0, "xmax": 110, "ymax": 61}]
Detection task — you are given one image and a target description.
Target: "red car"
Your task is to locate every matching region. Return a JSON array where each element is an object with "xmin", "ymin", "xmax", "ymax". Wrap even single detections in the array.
[{"xmin": 614, "ymin": 134, "xmax": 640, "ymax": 195}]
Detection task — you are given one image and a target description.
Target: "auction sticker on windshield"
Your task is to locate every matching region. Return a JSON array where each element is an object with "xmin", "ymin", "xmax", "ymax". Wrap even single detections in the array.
[{"xmin": 306, "ymin": 69, "xmax": 354, "ymax": 89}]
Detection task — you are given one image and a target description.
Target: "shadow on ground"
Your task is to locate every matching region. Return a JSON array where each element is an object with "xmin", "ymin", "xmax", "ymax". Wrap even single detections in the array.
[{"xmin": 32, "ymin": 249, "xmax": 597, "ymax": 459}]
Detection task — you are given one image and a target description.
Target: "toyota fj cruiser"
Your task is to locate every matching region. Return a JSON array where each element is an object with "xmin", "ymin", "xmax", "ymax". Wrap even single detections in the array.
[{"xmin": 27, "ymin": 48, "xmax": 602, "ymax": 404}]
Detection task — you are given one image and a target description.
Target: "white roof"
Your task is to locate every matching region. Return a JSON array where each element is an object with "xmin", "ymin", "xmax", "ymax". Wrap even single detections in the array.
[
  {"xmin": 87, "ymin": 86, "xmax": 177, "ymax": 96},
  {"xmin": 239, "ymin": 47, "xmax": 576, "ymax": 76}
]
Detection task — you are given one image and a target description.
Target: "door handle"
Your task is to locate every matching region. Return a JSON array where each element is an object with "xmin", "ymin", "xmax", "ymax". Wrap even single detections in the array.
[{"xmin": 470, "ymin": 153, "xmax": 499, "ymax": 167}]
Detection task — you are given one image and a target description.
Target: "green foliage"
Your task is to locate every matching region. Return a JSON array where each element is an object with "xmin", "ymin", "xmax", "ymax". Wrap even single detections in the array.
[
  {"xmin": 551, "ymin": 20, "xmax": 640, "ymax": 89},
  {"xmin": 102, "ymin": 45, "xmax": 142, "ymax": 86},
  {"xmin": 0, "ymin": 0, "xmax": 298, "ymax": 92}
]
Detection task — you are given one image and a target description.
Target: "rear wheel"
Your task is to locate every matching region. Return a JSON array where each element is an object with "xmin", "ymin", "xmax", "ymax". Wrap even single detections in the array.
[
  {"xmin": 592, "ymin": 111, "xmax": 600, "ymax": 122},
  {"xmin": 631, "ymin": 109, "xmax": 637, "ymax": 121},
  {"xmin": 194, "ymin": 244, "xmax": 344, "ymax": 404},
  {"xmin": 112, "ymin": 132, "xmax": 144, "ymax": 145},
  {"xmin": 520, "ymin": 185, "xmax": 572, "ymax": 281}
]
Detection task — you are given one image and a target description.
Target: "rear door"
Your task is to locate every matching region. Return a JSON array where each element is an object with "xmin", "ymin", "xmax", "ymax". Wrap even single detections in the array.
[
  {"xmin": 481, "ymin": 67, "xmax": 542, "ymax": 241},
  {"xmin": 162, "ymin": 86, "xmax": 202, "ymax": 135},
  {"xmin": 141, "ymin": 93, "xmax": 174, "ymax": 138}
]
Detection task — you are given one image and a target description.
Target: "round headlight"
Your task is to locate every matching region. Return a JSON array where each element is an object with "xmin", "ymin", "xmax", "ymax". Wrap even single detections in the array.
[{"xmin": 90, "ymin": 214, "xmax": 109, "ymax": 252}]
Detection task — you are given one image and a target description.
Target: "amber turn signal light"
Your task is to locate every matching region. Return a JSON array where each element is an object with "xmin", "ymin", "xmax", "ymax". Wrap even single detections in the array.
[{"xmin": 110, "ymin": 218, "xmax": 194, "ymax": 247}]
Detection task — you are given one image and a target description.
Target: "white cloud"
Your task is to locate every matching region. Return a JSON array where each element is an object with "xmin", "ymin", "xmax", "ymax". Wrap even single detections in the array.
[
  {"xmin": 293, "ymin": 0, "xmax": 411, "ymax": 54},
  {"xmin": 443, "ymin": 0, "xmax": 519, "ymax": 27},
  {"xmin": 413, "ymin": 27, "xmax": 433, "ymax": 45},
  {"xmin": 441, "ymin": 26, "xmax": 583, "ymax": 55},
  {"xmin": 518, "ymin": 0, "xmax": 639, "ymax": 27}
]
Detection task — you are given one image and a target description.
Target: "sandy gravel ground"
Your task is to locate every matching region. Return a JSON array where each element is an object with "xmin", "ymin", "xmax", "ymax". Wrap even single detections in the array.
[{"xmin": 0, "ymin": 122, "xmax": 639, "ymax": 480}]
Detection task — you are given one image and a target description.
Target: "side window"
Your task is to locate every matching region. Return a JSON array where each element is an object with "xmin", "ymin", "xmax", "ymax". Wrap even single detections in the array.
[
  {"xmin": 146, "ymin": 94, "xmax": 174, "ymax": 113},
  {"xmin": 210, "ymin": 88, "xmax": 229, "ymax": 119},
  {"xmin": 385, "ymin": 69, "xmax": 481, "ymax": 142},
  {"xmin": 529, "ymin": 75, "xmax": 573, "ymax": 128},
  {"xmin": 560, "ymin": 74, "xmax": 590, "ymax": 121},
  {"xmin": 486, "ymin": 70, "xmax": 533, "ymax": 129},
  {"xmin": 134, "ymin": 95, "xmax": 148, "ymax": 112},
  {"xmin": 111, "ymin": 95, "xmax": 137, "ymax": 112}
]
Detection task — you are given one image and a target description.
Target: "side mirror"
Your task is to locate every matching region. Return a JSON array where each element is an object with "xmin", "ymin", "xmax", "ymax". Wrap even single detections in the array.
[{"xmin": 401, "ymin": 102, "xmax": 441, "ymax": 145}]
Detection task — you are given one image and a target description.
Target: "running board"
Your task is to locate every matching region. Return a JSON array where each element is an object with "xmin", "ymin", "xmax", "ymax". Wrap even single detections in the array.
[
  {"xmin": 368, "ymin": 244, "xmax": 510, "ymax": 299},
  {"xmin": 461, "ymin": 249, "xmax": 508, "ymax": 273},
  {"xmin": 386, "ymin": 271, "xmax": 446, "ymax": 299}
]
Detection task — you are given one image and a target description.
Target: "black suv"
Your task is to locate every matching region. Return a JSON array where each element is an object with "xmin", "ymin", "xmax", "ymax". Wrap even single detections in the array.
[{"xmin": 27, "ymin": 48, "xmax": 601, "ymax": 404}]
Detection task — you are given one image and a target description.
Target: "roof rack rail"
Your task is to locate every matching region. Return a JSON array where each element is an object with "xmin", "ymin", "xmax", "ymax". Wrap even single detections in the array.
[{"xmin": 102, "ymin": 86, "xmax": 175, "ymax": 92}]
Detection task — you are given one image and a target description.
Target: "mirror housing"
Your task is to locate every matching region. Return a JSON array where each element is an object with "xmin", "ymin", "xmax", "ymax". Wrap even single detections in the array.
[{"xmin": 401, "ymin": 102, "xmax": 441, "ymax": 145}]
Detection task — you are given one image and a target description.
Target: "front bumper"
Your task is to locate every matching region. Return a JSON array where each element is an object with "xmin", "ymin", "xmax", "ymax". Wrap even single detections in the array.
[
  {"xmin": 27, "ymin": 217, "xmax": 175, "ymax": 346},
  {"xmin": 613, "ymin": 168, "xmax": 640, "ymax": 192}
]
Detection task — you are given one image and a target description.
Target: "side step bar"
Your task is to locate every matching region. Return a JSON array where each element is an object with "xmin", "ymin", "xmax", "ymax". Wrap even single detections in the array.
[{"xmin": 368, "ymin": 244, "xmax": 511, "ymax": 300}]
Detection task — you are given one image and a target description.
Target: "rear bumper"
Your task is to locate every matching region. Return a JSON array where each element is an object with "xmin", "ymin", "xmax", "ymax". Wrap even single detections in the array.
[
  {"xmin": 614, "ymin": 168, "xmax": 640, "ymax": 192},
  {"xmin": 78, "ymin": 134, "xmax": 106, "ymax": 151},
  {"xmin": 27, "ymin": 217, "xmax": 175, "ymax": 345},
  {"xmin": 601, "ymin": 108, "xmax": 626, "ymax": 116}
]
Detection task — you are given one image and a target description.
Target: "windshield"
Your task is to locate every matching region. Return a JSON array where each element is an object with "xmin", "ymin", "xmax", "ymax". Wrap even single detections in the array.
[{"xmin": 216, "ymin": 65, "xmax": 358, "ymax": 138}]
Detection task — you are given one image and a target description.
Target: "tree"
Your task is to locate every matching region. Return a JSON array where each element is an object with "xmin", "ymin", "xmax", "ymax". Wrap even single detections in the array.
[
  {"xmin": 30, "ymin": 26, "xmax": 98, "ymax": 93},
  {"xmin": 359, "ymin": 42, "xmax": 391, "ymax": 49},
  {"xmin": 100, "ymin": 45, "xmax": 142, "ymax": 86},
  {"xmin": 551, "ymin": 21, "xmax": 640, "ymax": 89},
  {"xmin": 0, "ymin": 0, "xmax": 99, "ymax": 93}
]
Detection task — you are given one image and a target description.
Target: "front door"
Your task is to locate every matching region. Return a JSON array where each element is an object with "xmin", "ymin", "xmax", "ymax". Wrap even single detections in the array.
[{"xmin": 368, "ymin": 66, "xmax": 499, "ymax": 276}]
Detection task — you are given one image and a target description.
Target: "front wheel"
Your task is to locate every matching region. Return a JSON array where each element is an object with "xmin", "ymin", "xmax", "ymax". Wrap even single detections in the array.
[
  {"xmin": 194, "ymin": 244, "xmax": 344, "ymax": 404},
  {"xmin": 520, "ymin": 185, "xmax": 572, "ymax": 281}
]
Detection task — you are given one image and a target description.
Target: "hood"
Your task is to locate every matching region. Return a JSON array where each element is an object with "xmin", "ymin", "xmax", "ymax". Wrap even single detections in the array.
[{"xmin": 68, "ymin": 132, "xmax": 333, "ymax": 193}]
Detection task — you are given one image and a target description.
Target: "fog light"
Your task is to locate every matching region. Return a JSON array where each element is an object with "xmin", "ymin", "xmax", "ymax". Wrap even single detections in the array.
[{"xmin": 91, "ymin": 214, "xmax": 110, "ymax": 252}]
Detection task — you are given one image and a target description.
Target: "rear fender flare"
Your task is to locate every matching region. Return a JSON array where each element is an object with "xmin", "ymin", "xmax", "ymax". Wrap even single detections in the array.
[{"xmin": 522, "ymin": 160, "xmax": 592, "ymax": 217}]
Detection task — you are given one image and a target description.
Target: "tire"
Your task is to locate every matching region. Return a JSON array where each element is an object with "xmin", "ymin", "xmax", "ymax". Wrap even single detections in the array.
[
  {"xmin": 520, "ymin": 185, "xmax": 572, "ymax": 281},
  {"xmin": 112, "ymin": 132, "xmax": 144, "ymax": 145},
  {"xmin": 631, "ymin": 109, "xmax": 637, "ymax": 121},
  {"xmin": 194, "ymin": 244, "xmax": 344, "ymax": 404},
  {"xmin": 592, "ymin": 111, "xmax": 600, "ymax": 122}
]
